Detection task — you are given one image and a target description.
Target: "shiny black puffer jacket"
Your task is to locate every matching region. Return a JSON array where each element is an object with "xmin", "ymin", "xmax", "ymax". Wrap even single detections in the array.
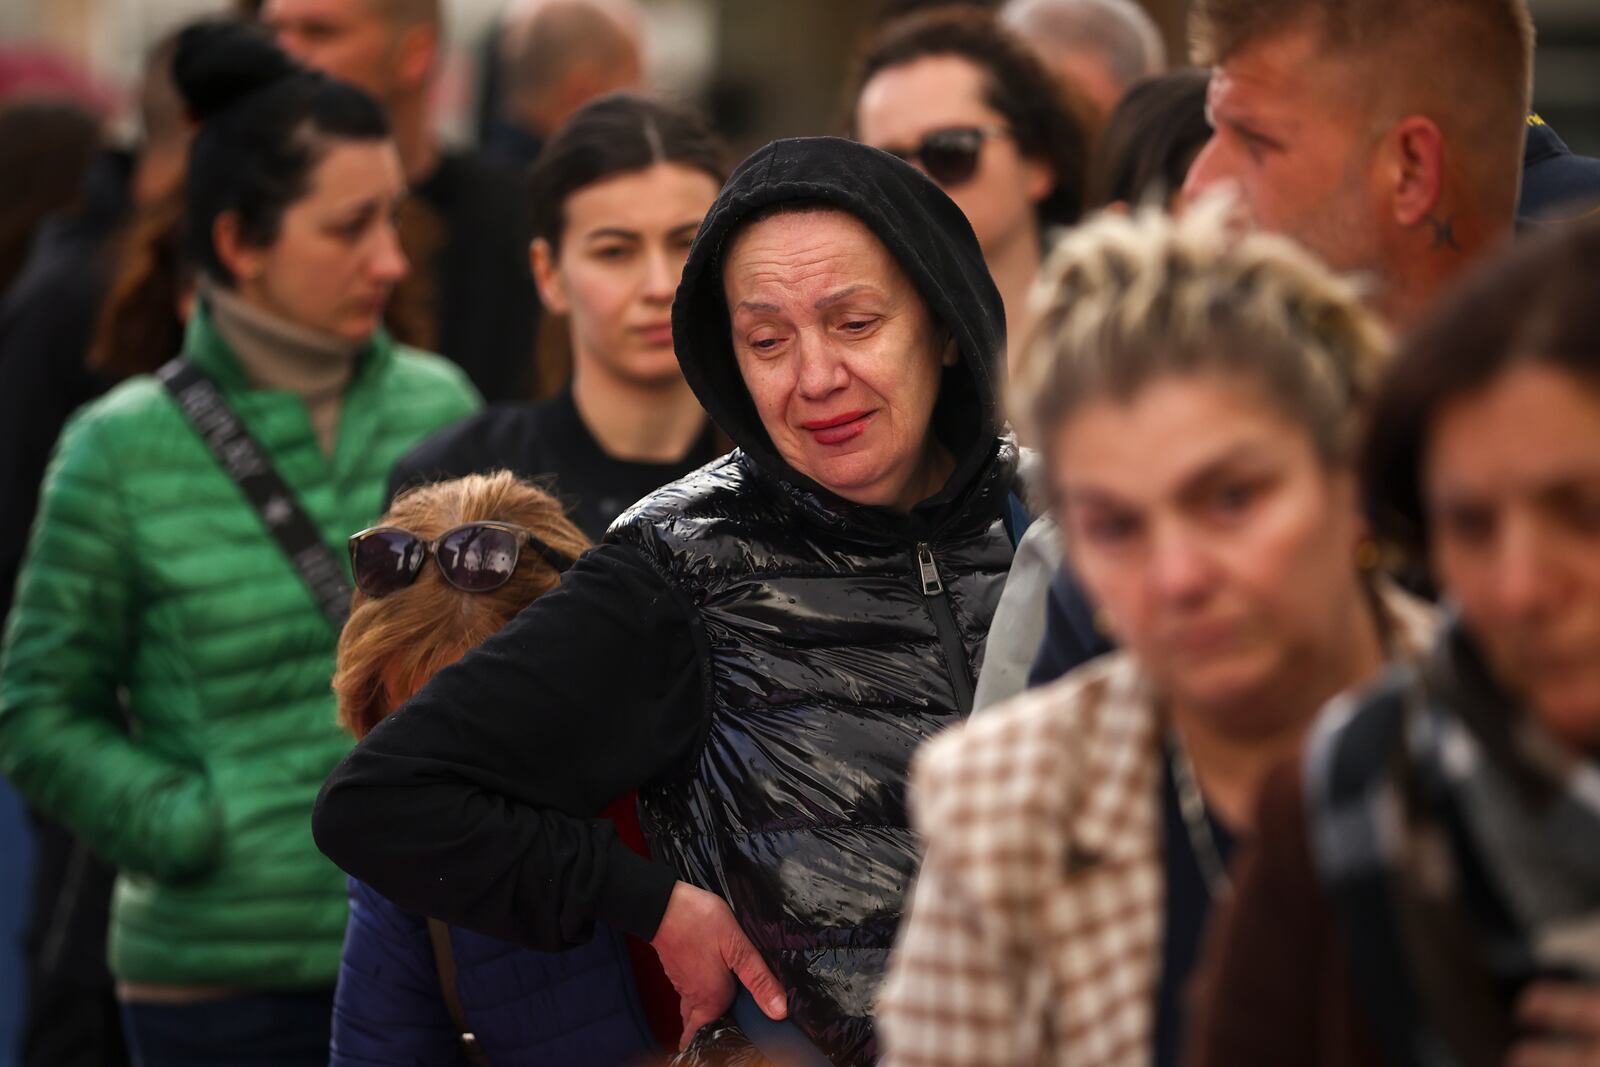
[{"xmin": 610, "ymin": 443, "xmax": 1017, "ymax": 1065}]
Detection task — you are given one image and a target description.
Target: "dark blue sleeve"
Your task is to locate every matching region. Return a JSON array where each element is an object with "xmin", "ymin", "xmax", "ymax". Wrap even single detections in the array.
[
  {"xmin": 330, "ymin": 877, "xmax": 468, "ymax": 1067},
  {"xmin": 1026, "ymin": 566, "xmax": 1116, "ymax": 688}
]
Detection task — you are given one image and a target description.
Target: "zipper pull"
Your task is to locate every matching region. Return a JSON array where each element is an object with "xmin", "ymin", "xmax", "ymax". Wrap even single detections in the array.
[{"xmin": 916, "ymin": 542, "xmax": 944, "ymax": 596}]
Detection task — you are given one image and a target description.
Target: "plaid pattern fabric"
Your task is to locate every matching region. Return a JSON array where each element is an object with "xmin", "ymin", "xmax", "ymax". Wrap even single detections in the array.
[
  {"xmin": 878, "ymin": 586, "xmax": 1437, "ymax": 1067},
  {"xmin": 879, "ymin": 653, "xmax": 1164, "ymax": 1067}
]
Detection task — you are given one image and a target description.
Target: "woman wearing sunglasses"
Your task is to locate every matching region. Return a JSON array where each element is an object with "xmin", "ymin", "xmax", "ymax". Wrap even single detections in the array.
[
  {"xmin": 854, "ymin": 5, "xmax": 1088, "ymax": 370},
  {"xmin": 0, "ymin": 23, "xmax": 478, "ymax": 1067},
  {"xmin": 330, "ymin": 471, "xmax": 676, "ymax": 1067},
  {"xmin": 877, "ymin": 204, "xmax": 1435, "ymax": 1067},
  {"xmin": 389, "ymin": 93, "xmax": 727, "ymax": 541}
]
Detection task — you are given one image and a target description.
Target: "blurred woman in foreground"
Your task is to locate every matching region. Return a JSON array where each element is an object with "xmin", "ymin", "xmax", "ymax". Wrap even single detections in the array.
[{"xmin": 879, "ymin": 203, "xmax": 1435, "ymax": 1067}]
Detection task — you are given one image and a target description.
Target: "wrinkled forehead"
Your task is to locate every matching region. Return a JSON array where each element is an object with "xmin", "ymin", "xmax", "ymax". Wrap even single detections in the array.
[{"xmin": 719, "ymin": 205, "xmax": 917, "ymax": 304}]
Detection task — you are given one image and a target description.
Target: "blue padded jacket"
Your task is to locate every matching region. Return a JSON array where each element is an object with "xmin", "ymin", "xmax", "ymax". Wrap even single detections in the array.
[{"xmin": 330, "ymin": 878, "xmax": 659, "ymax": 1067}]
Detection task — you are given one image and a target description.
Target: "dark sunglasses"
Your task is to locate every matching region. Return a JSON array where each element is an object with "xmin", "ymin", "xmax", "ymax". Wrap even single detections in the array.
[
  {"xmin": 348, "ymin": 521, "xmax": 574, "ymax": 599},
  {"xmin": 883, "ymin": 125, "xmax": 1010, "ymax": 188}
]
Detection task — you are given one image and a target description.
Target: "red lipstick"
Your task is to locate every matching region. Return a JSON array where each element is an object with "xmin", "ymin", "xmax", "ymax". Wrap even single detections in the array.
[{"xmin": 802, "ymin": 410, "xmax": 873, "ymax": 445}]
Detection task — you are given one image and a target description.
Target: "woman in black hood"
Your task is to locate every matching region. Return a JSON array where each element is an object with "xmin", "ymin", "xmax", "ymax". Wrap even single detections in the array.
[{"xmin": 314, "ymin": 136, "xmax": 1016, "ymax": 1064}]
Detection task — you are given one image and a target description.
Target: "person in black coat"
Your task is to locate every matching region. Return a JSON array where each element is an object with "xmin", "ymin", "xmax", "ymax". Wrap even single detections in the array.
[{"xmin": 315, "ymin": 136, "xmax": 1018, "ymax": 1066}]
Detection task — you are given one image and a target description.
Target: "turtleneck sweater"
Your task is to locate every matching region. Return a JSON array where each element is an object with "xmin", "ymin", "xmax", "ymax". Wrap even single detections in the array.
[{"xmin": 202, "ymin": 278, "xmax": 365, "ymax": 456}]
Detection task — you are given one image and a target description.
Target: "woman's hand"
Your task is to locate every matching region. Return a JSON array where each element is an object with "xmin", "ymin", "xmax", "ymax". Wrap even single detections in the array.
[
  {"xmin": 1509, "ymin": 981, "xmax": 1600, "ymax": 1067},
  {"xmin": 651, "ymin": 880, "xmax": 789, "ymax": 1049}
]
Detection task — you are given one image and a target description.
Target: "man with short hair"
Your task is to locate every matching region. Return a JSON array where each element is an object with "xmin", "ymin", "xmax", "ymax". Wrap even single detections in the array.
[
  {"xmin": 484, "ymin": 0, "xmax": 643, "ymax": 169},
  {"xmin": 263, "ymin": 0, "xmax": 539, "ymax": 402},
  {"xmin": 1183, "ymin": 0, "xmax": 1533, "ymax": 330},
  {"xmin": 1000, "ymin": 0, "xmax": 1166, "ymax": 129}
]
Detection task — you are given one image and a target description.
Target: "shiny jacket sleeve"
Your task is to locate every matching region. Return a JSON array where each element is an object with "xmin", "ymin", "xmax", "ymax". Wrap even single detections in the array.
[
  {"xmin": 0, "ymin": 410, "xmax": 224, "ymax": 881},
  {"xmin": 314, "ymin": 543, "xmax": 708, "ymax": 948}
]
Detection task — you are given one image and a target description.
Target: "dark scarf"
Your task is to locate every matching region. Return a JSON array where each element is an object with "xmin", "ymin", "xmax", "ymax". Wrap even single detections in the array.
[{"xmin": 1306, "ymin": 618, "xmax": 1600, "ymax": 1067}]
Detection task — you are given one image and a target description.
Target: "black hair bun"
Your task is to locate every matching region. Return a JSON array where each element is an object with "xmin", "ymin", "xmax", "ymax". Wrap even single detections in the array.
[{"xmin": 172, "ymin": 19, "xmax": 302, "ymax": 123}]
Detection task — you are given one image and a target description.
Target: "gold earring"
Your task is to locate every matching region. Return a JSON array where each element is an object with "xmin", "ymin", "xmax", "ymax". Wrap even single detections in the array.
[{"xmin": 1355, "ymin": 538, "xmax": 1382, "ymax": 572}]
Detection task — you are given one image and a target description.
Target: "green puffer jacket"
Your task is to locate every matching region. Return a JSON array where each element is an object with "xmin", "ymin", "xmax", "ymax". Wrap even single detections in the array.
[{"xmin": 0, "ymin": 305, "xmax": 479, "ymax": 988}]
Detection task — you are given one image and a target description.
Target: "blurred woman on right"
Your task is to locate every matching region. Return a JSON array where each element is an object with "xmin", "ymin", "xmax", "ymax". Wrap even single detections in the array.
[
  {"xmin": 878, "ymin": 203, "xmax": 1435, "ymax": 1067},
  {"xmin": 1188, "ymin": 219, "xmax": 1600, "ymax": 1067}
]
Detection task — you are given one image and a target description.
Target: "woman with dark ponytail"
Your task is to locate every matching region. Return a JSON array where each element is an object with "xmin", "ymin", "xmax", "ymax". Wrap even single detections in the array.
[{"xmin": 0, "ymin": 21, "xmax": 477, "ymax": 1066}]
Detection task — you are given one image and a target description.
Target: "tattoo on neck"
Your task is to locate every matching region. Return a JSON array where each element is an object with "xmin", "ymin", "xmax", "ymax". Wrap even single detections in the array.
[{"xmin": 1426, "ymin": 213, "xmax": 1462, "ymax": 251}]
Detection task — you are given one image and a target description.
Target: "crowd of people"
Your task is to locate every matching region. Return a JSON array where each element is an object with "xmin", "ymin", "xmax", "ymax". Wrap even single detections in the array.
[{"xmin": 0, "ymin": 0, "xmax": 1597, "ymax": 1065}]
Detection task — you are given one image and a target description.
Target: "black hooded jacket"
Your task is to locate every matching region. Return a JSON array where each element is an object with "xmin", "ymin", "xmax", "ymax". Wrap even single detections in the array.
[{"xmin": 314, "ymin": 138, "xmax": 1015, "ymax": 1065}]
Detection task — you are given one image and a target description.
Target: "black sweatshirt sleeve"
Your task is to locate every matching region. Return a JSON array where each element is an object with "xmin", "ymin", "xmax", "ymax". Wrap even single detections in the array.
[{"xmin": 313, "ymin": 543, "xmax": 707, "ymax": 947}]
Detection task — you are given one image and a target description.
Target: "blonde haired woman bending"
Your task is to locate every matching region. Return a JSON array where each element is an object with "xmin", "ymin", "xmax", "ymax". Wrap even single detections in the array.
[{"xmin": 328, "ymin": 471, "xmax": 673, "ymax": 1066}]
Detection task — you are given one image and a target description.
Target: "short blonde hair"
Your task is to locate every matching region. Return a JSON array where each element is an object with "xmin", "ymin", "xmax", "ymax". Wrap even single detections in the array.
[
  {"xmin": 1018, "ymin": 199, "xmax": 1390, "ymax": 487},
  {"xmin": 332, "ymin": 471, "xmax": 589, "ymax": 740}
]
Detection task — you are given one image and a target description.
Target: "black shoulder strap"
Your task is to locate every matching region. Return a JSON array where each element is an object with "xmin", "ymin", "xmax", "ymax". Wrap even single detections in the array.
[
  {"xmin": 157, "ymin": 357, "xmax": 352, "ymax": 630},
  {"xmin": 426, "ymin": 918, "xmax": 493, "ymax": 1066}
]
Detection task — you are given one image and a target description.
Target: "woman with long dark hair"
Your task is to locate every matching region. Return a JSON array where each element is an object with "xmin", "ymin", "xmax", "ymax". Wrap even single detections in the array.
[{"xmin": 0, "ymin": 23, "xmax": 477, "ymax": 1064}]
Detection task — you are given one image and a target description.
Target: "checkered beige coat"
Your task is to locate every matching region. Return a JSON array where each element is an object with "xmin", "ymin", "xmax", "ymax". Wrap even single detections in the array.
[
  {"xmin": 877, "ymin": 590, "xmax": 1435, "ymax": 1067},
  {"xmin": 877, "ymin": 653, "xmax": 1165, "ymax": 1067}
]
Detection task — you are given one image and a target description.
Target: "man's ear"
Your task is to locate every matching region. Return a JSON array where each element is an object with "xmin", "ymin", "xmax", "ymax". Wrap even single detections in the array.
[
  {"xmin": 212, "ymin": 211, "xmax": 262, "ymax": 284},
  {"xmin": 530, "ymin": 238, "xmax": 569, "ymax": 314},
  {"xmin": 393, "ymin": 23, "xmax": 439, "ymax": 95},
  {"xmin": 942, "ymin": 333, "xmax": 960, "ymax": 367},
  {"xmin": 1386, "ymin": 115, "xmax": 1446, "ymax": 229}
]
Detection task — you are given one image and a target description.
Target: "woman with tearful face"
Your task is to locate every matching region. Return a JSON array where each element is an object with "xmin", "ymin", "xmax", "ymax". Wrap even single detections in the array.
[
  {"xmin": 1189, "ymin": 219, "xmax": 1600, "ymax": 1067},
  {"xmin": 314, "ymin": 137, "xmax": 1018, "ymax": 1065},
  {"xmin": 878, "ymin": 204, "xmax": 1436, "ymax": 1067}
]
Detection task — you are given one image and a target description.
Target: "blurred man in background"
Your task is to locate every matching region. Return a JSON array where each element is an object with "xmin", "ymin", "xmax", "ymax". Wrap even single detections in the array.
[
  {"xmin": 1001, "ymin": 0, "xmax": 1166, "ymax": 133},
  {"xmin": 483, "ymin": 0, "xmax": 644, "ymax": 170},
  {"xmin": 0, "ymin": 32, "xmax": 192, "ymax": 1067},
  {"xmin": 263, "ymin": 0, "xmax": 540, "ymax": 401}
]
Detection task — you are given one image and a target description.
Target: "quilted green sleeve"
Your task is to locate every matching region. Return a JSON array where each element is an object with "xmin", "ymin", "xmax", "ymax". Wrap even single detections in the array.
[{"xmin": 0, "ymin": 410, "xmax": 222, "ymax": 881}]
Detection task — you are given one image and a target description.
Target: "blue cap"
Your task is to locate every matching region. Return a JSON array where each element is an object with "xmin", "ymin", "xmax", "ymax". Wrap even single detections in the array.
[{"xmin": 1519, "ymin": 114, "xmax": 1600, "ymax": 228}]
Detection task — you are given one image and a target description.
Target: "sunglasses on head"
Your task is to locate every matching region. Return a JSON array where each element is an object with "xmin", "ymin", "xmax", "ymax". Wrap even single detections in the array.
[
  {"xmin": 348, "ymin": 521, "xmax": 574, "ymax": 599},
  {"xmin": 884, "ymin": 125, "xmax": 1010, "ymax": 188}
]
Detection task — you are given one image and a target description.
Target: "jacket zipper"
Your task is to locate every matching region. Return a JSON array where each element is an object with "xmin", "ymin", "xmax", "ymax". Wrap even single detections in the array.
[{"xmin": 915, "ymin": 542, "xmax": 976, "ymax": 715}]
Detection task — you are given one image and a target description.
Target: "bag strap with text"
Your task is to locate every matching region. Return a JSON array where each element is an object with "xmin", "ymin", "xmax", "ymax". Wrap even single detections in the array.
[{"xmin": 158, "ymin": 357, "xmax": 352, "ymax": 630}]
